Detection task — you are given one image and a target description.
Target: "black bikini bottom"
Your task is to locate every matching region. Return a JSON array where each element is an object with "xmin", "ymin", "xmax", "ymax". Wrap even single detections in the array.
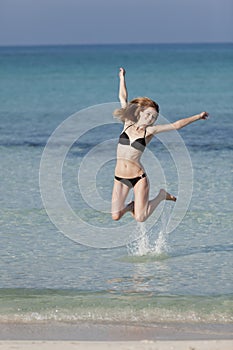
[{"xmin": 114, "ymin": 173, "xmax": 147, "ymax": 188}]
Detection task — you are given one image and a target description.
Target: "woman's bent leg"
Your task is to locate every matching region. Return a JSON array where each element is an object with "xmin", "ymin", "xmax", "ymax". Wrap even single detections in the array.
[
  {"xmin": 111, "ymin": 180, "xmax": 132, "ymax": 221},
  {"xmin": 145, "ymin": 189, "xmax": 176, "ymax": 221},
  {"xmin": 133, "ymin": 178, "xmax": 176, "ymax": 222}
]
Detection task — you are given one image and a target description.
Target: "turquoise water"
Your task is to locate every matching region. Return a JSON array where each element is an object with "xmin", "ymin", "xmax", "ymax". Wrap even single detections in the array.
[{"xmin": 0, "ymin": 44, "xmax": 232, "ymax": 324}]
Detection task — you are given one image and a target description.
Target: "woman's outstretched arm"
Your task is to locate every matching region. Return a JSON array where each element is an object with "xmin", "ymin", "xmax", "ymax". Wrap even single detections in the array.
[
  {"xmin": 118, "ymin": 67, "xmax": 128, "ymax": 108},
  {"xmin": 150, "ymin": 112, "xmax": 209, "ymax": 135}
]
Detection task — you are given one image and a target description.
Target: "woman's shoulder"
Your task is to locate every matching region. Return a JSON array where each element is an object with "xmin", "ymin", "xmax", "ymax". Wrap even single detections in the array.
[
  {"xmin": 145, "ymin": 125, "xmax": 157, "ymax": 135},
  {"xmin": 123, "ymin": 119, "xmax": 134, "ymax": 128}
]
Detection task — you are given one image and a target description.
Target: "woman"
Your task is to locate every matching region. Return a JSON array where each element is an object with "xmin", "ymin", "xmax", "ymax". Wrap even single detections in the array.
[{"xmin": 112, "ymin": 68, "xmax": 208, "ymax": 222}]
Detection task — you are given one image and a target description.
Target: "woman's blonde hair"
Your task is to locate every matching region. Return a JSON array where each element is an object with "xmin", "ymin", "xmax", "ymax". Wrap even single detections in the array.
[{"xmin": 113, "ymin": 97, "xmax": 159, "ymax": 123}]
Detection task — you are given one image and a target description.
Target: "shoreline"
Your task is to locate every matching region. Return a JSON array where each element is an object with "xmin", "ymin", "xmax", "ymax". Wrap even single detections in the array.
[
  {"xmin": 1, "ymin": 322, "xmax": 233, "ymax": 350},
  {"xmin": 0, "ymin": 321, "xmax": 232, "ymax": 341}
]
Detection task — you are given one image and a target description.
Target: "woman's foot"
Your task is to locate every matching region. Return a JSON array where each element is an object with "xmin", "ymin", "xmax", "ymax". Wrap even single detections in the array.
[{"xmin": 159, "ymin": 189, "xmax": 176, "ymax": 202}]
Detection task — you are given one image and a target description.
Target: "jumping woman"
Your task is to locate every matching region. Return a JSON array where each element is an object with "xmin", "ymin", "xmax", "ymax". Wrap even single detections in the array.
[{"xmin": 111, "ymin": 67, "xmax": 208, "ymax": 222}]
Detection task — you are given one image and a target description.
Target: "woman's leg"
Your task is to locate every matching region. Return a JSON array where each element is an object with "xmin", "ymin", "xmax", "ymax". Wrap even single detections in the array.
[
  {"xmin": 133, "ymin": 177, "xmax": 176, "ymax": 222},
  {"xmin": 111, "ymin": 179, "xmax": 132, "ymax": 221}
]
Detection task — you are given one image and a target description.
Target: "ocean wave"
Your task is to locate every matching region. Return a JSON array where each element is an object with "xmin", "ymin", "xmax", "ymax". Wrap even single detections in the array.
[
  {"xmin": 0, "ymin": 137, "xmax": 232, "ymax": 153},
  {"xmin": 0, "ymin": 140, "xmax": 46, "ymax": 148},
  {"xmin": 1, "ymin": 307, "xmax": 232, "ymax": 325},
  {"xmin": 0, "ymin": 289, "xmax": 232, "ymax": 325}
]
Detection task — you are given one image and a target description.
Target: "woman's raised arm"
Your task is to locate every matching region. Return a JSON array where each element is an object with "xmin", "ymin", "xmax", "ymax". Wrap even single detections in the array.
[{"xmin": 118, "ymin": 67, "xmax": 128, "ymax": 108}]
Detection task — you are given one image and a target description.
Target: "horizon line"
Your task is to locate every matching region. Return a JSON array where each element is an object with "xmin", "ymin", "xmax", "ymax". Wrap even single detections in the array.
[{"xmin": 0, "ymin": 41, "xmax": 232, "ymax": 48}]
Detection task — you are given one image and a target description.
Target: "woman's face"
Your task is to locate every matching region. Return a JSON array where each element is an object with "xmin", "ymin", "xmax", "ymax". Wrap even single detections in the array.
[{"xmin": 138, "ymin": 107, "xmax": 158, "ymax": 126}]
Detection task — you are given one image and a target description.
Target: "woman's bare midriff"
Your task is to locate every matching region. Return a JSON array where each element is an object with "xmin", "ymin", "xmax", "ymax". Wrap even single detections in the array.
[{"xmin": 115, "ymin": 158, "xmax": 145, "ymax": 178}]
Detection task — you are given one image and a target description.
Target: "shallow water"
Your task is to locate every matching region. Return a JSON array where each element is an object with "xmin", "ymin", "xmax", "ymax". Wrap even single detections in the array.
[{"xmin": 0, "ymin": 43, "xmax": 232, "ymax": 325}]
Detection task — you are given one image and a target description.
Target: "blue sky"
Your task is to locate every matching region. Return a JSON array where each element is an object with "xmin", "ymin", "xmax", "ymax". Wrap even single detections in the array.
[{"xmin": 0, "ymin": 0, "xmax": 232, "ymax": 46}]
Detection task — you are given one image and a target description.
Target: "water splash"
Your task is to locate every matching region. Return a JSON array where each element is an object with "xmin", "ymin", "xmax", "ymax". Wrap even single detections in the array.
[{"xmin": 127, "ymin": 205, "xmax": 172, "ymax": 257}]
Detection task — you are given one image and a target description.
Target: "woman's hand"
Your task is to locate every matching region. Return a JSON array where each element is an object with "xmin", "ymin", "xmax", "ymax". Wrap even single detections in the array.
[
  {"xmin": 199, "ymin": 111, "xmax": 209, "ymax": 120},
  {"xmin": 118, "ymin": 67, "xmax": 128, "ymax": 107},
  {"xmin": 119, "ymin": 67, "xmax": 126, "ymax": 79}
]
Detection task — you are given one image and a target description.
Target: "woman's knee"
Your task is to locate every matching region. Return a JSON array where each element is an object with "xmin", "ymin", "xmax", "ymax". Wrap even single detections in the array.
[
  {"xmin": 134, "ymin": 213, "xmax": 146, "ymax": 222},
  {"xmin": 112, "ymin": 212, "xmax": 121, "ymax": 221}
]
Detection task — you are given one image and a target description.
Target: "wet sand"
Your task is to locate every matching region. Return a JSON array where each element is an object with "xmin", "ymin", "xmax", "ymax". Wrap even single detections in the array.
[{"xmin": 0, "ymin": 321, "xmax": 232, "ymax": 348}]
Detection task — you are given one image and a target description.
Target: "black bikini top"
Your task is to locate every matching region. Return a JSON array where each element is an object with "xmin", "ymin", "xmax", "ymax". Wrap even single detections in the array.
[{"xmin": 118, "ymin": 124, "xmax": 147, "ymax": 152}]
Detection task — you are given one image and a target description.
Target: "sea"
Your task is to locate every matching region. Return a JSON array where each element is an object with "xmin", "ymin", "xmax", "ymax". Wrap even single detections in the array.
[{"xmin": 0, "ymin": 43, "xmax": 232, "ymax": 327}]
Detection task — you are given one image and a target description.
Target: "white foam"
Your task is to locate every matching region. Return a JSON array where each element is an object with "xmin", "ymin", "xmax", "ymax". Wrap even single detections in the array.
[{"xmin": 127, "ymin": 205, "xmax": 172, "ymax": 257}]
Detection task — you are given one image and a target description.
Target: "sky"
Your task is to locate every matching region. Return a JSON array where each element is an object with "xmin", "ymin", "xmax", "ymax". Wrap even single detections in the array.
[{"xmin": 0, "ymin": 0, "xmax": 232, "ymax": 46}]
